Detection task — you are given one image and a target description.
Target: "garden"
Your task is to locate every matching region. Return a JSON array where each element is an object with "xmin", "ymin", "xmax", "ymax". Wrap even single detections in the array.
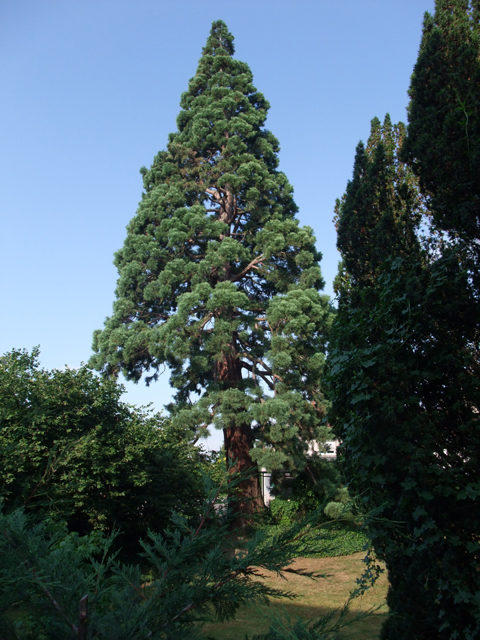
[{"xmin": 1, "ymin": 1, "xmax": 480, "ymax": 638}]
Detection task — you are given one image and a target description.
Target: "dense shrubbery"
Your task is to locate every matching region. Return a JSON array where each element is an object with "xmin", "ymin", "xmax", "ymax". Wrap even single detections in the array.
[
  {"xmin": 269, "ymin": 497, "xmax": 302, "ymax": 527},
  {"xmin": 0, "ymin": 482, "xmax": 375, "ymax": 640},
  {"xmin": 265, "ymin": 521, "xmax": 369, "ymax": 559},
  {"xmin": 310, "ymin": 528, "xmax": 369, "ymax": 559},
  {"xmin": 0, "ymin": 346, "xmax": 376, "ymax": 638},
  {"xmin": 0, "ymin": 347, "xmax": 205, "ymax": 561},
  {"xmin": 268, "ymin": 465, "xmax": 369, "ymax": 560}
]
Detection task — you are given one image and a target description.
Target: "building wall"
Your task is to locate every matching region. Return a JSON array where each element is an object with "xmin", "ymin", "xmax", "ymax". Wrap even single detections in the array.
[{"xmin": 260, "ymin": 440, "xmax": 339, "ymax": 505}]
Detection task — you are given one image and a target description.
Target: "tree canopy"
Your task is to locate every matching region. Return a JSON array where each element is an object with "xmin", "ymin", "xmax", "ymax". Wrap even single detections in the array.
[
  {"xmin": 334, "ymin": 115, "xmax": 423, "ymax": 293},
  {"xmin": 328, "ymin": 4, "xmax": 480, "ymax": 636},
  {"xmin": 402, "ymin": 0, "xmax": 480, "ymax": 244},
  {"xmin": 0, "ymin": 347, "xmax": 204, "ymax": 560},
  {"xmin": 90, "ymin": 20, "xmax": 333, "ymax": 520}
]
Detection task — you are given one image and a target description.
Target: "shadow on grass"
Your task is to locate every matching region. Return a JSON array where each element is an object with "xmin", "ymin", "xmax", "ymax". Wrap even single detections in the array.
[
  {"xmin": 203, "ymin": 552, "xmax": 389, "ymax": 640},
  {"xmin": 203, "ymin": 602, "xmax": 388, "ymax": 640}
]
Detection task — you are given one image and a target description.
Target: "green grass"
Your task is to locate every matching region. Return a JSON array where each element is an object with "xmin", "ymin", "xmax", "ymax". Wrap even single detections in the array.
[
  {"xmin": 309, "ymin": 527, "xmax": 370, "ymax": 558},
  {"xmin": 262, "ymin": 525, "xmax": 370, "ymax": 558},
  {"xmin": 203, "ymin": 552, "xmax": 389, "ymax": 639}
]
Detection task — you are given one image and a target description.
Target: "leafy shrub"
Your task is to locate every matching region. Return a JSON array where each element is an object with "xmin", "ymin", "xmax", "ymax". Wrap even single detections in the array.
[
  {"xmin": 270, "ymin": 497, "xmax": 302, "ymax": 526},
  {"xmin": 309, "ymin": 528, "xmax": 369, "ymax": 558},
  {"xmin": 0, "ymin": 348, "xmax": 205, "ymax": 561},
  {"xmin": 201, "ymin": 446, "xmax": 228, "ymax": 493},
  {"xmin": 323, "ymin": 487, "xmax": 354, "ymax": 521},
  {"xmin": 263, "ymin": 523, "xmax": 368, "ymax": 559}
]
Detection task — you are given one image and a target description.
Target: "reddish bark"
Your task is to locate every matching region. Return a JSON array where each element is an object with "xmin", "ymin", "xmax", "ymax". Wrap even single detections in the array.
[{"xmin": 217, "ymin": 349, "xmax": 264, "ymax": 529}]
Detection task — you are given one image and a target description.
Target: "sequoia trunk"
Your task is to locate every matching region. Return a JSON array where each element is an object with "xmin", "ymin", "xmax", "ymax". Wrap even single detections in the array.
[{"xmin": 217, "ymin": 350, "xmax": 264, "ymax": 529}]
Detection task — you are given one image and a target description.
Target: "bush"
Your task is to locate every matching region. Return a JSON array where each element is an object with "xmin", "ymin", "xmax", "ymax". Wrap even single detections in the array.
[
  {"xmin": 0, "ymin": 348, "xmax": 205, "ymax": 561},
  {"xmin": 267, "ymin": 492, "xmax": 369, "ymax": 559},
  {"xmin": 309, "ymin": 527, "xmax": 369, "ymax": 558},
  {"xmin": 270, "ymin": 497, "xmax": 302, "ymax": 526},
  {"xmin": 0, "ymin": 477, "xmax": 377, "ymax": 640},
  {"xmin": 264, "ymin": 521, "xmax": 369, "ymax": 559}
]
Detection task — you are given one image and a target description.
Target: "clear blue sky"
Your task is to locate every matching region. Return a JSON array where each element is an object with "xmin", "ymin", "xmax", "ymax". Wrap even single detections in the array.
[{"xmin": 0, "ymin": 0, "xmax": 435, "ymax": 449}]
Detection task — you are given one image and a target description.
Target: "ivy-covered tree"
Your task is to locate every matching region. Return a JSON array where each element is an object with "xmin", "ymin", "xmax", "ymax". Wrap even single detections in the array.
[
  {"xmin": 329, "ymin": 114, "xmax": 480, "ymax": 638},
  {"xmin": 90, "ymin": 21, "xmax": 333, "ymax": 523}
]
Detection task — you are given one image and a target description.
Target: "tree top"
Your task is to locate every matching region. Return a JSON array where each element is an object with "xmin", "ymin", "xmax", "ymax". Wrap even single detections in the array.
[{"xmin": 203, "ymin": 20, "xmax": 235, "ymax": 57}]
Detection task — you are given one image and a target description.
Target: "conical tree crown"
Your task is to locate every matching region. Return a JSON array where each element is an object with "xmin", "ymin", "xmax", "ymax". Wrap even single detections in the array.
[
  {"xmin": 402, "ymin": 0, "xmax": 480, "ymax": 241},
  {"xmin": 90, "ymin": 21, "xmax": 332, "ymax": 476},
  {"xmin": 202, "ymin": 19, "xmax": 235, "ymax": 56},
  {"xmin": 335, "ymin": 115, "xmax": 422, "ymax": 291}
]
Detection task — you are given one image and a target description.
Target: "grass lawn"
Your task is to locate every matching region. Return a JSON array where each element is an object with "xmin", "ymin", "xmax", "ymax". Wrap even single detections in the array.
[{"xmin": 203, "ymin": 552, "xmax": 389, "ymax": 639}]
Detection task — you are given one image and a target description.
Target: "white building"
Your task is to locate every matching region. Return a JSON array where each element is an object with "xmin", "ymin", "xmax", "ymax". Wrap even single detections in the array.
[{"xmin": 260, "ymin": 440, "xmax": 339, "ymax": 505}]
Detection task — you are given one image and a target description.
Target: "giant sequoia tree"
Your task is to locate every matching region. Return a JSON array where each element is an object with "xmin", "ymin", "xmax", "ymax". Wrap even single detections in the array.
[{"xmin": 90, "ymin": 21, "xmax": 332, "ymax": 521}]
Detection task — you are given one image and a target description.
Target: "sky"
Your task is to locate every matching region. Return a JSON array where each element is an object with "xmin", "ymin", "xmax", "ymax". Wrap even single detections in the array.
[{"xmin": 0, "ymin": 0, "xmax": 435, "ymax": 450}]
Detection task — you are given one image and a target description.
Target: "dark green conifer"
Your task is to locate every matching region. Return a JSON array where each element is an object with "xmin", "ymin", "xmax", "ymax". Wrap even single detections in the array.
[
  {"xmin": 402, "ymin": 0, "xmax": 480, "ymax": 242},
  {"xmin": 330, "ymin": 111, "xmax": 480, "ymax": 637},
  {"xmin": 90, "ymin": 21, "xmax": 332, "ymax": 523},
  {"xmin": 334, "ymin": 115, "xmax": 423, "ymax": 293}
]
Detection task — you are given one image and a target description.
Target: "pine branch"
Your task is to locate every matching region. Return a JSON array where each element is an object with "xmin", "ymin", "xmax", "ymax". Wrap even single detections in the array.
[
  {"xmin": 6, "ymin": 528, "xmax": 80, "ymax": 635},
  {"xmin": 240, "ymin": 360, "xmax": 275, "ymax": 391},
  {"xmin": 232, "ymin": 255, "xmax": 265, "ymax": 282}
]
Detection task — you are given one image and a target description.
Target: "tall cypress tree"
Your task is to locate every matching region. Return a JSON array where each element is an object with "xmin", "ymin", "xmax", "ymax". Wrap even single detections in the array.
[
  {"xmin": 391, "ymin": 4, "xmax": 480, "ymax": 636},
  {"xmin": 90, "ymin": 21, "xmax": 332, "ymax": 523},
  {"xmin": 334, "ymin": 115, "xmax": 423, "ymax": 293},
  {"xmin": 330, "ymin": 105, "xmax": 480, "ymax": 640},
  {"xmin": 402, "ymin": 0, "xmax": 480, "ymax": 244},
  {"xmin": 328, "ymin": 117, "xmax": 452, "ymax": 638}
]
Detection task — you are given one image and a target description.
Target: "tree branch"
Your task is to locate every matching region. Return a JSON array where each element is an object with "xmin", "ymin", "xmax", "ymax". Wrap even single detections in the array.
[
  {"xmin": 240, "ymin": 360, "xmax": 275, "ymax": 391},
  {"xmin": 232, "ymin": 255, "xmax": 265, "ymax": 282},
  {"xmin": 237, "ymin": 348, "xmax": 276, "ymax": 378}
]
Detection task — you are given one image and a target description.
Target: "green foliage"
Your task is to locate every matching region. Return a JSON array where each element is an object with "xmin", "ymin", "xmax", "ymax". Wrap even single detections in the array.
[
  {"xmin": 267, "ymin": 479, "xmax": 367, "ymax": 560},
  {"xmin": 201, "ymin": 446, "xmax": 228, "ymax": 491},
  {"xmin": 89, "ymin": 20, "xmax": 334, "ymax": 490},
  {"xmin": 289, "ymin": 459, "xmax": 347, "ymax": 516},
  {"xmin": 264, "ymin": 520, "xmax": 369, "ymax": 561},
  {"xmin": 329, "ymin": 251, "xmax": 480, "ymax": 639},
  {"xmin": 265, "ymin": 450, "xmax": 361, "ymax": 554},
  {"xmin": 0, "ymin": 479, "xmax": 375, "ymax": 640},
  {"xmin": 269, "ymin": 457, "xmax": 354, "ymax": 526},
  {"xmin": 329, "ymin": 65, "xmax": 480, "ymax": 638},
  {"xmin": 334, "ymin": 114, "xmax": 423, "ymax": 293},
  {"xmin": 308, "ymin": 528, "xmax": 369, "ymax": 559},
  {"xmin": 249, "ymin": 598, "xmax": 376, "ymax": 640},
  {"xmin": 402, "ymin": 0, "xmax": 480, "ymax": 243},
  {"xmin": 0, "ymin": 348, "xmax": 204, "ymax": 560},
  {"xmin": 270, "ymin": 498, "xmax": 302, "ymax": 527},
  {"xmin": 323, "ymin": 487, "xmax": 352, "ymax": 521}
]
